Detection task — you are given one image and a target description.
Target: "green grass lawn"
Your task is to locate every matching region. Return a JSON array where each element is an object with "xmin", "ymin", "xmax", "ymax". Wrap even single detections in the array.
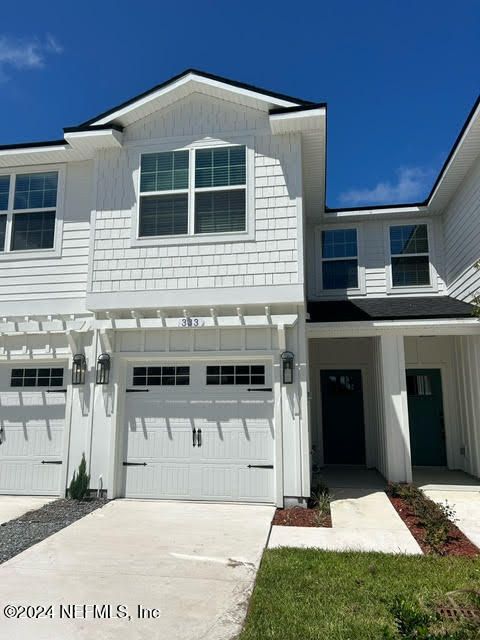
[{"xmin": 239, "ymin": 549, "xmax": 480, "ymax": 640}]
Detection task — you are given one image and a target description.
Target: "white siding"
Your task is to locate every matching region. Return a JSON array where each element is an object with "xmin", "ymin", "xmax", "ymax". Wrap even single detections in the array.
[
  {"xmin": 0, "ymin": 161, "xmax": 92, "ymax": 308},
  {"xmin": 453, "ymin": 336, "xmax": 480, "ymax": 478},
  {"xmin": 444, "ymin": 156, "xmax": 480, "ymax": 301},
  {"xmin": 89, "ymin": 94, "xmax": 302, "ymax": 302}
]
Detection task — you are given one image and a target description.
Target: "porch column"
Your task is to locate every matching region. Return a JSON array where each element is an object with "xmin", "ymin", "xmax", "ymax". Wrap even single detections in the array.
[{"xmin": 378, "ymin": 334, "xmax": 412, "ymax": 483}]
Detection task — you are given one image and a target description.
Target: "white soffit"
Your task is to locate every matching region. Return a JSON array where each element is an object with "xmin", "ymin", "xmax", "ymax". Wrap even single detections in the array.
[
  {"xmin": 269, "ymin": 107, "xmax": 326, "ymax": 134},
  {"xmin": 428, "ymin": 101, "xmax": 480, "ymax": 212}
]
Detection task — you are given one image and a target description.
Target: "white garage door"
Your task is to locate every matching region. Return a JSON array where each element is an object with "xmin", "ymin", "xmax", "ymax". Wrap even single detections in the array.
[
  {"xmin": 0, "ymin": 365, "xmax": 66, "ymax": 495},
  {"xmin": 123, "ymin": 362, "xmax": 275, "ymax": 503}
]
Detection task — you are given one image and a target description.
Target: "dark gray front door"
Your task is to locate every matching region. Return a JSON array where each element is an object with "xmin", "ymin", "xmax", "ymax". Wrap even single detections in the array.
[
  {"xmin": 320, "ymin": 369, "xmax": 366, "ymax": 465},
  {"xmin": 407, "ymin": 369, "xmax": 447, "ymax": 466}
]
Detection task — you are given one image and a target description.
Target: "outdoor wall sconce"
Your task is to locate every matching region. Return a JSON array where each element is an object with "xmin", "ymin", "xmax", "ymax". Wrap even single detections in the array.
[
  {"xmin": 72, "ymin": 353, "xmax": 87, "ymax": 385},
  {"xmin": 281, "ymin": 351, "xmax": 294, "ymax": 384},
  {"xmin": 96, "ymin": 353, "xmax": 111, "ymax": 385}
]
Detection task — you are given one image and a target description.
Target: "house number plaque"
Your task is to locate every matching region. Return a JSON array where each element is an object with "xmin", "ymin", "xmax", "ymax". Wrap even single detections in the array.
[{"xmin": 177, "ymin": 317, "xmax": 205, "ymax": 328}]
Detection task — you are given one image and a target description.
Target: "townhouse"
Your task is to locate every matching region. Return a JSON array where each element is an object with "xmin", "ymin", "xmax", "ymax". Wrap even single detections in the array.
[{"xmin": 0, "ymin": 70, "xmax": 479, "ymax": 506}]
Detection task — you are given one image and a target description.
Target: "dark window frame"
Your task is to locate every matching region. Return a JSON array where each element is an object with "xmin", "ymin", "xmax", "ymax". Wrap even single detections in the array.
[
  {"xmin": 10, "ymin": 367, "xmax": 64, "ymax": 388},
  {"xmin": 132, "ymin": 365, "xmax": 190, "ymax": 386},
  {"xmin": 206, "ymin": 364, "xmax": 265, "ymax": 386},
  {"xmin": 389, "ymin": 224, "xmax": 431, "ymax": 288},
  {"xmin": 321, "ymin": 228, "xmax": 359, "ymax": 290}
]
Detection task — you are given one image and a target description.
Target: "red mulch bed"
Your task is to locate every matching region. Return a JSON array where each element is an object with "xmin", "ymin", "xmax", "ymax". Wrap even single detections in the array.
[
  {"xmin": 388, "ymin": 495, "xmax": 480, "ymax": 557},
  {"xmin": 272, "ymin": 507, "xmax": 332, "ymax": 528}
]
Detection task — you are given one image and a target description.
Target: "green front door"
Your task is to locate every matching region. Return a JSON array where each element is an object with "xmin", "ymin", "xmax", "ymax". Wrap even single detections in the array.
[
  {"xmin": 406, "ymin": 369, "xmax": 446, "ymax": 466},
  {"xmin": 321, "ymin": 369, "xmax": 366, "ymax": 465}
]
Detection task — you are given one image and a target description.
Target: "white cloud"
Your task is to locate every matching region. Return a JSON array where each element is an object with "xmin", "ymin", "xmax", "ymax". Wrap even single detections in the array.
[
  {"xmin": 338, "ymin": 166, "xmax": 435, "ymax": 207},
  {"xmin": 0, "ymin": 35, "xmax": 63, "ymax": 81}
]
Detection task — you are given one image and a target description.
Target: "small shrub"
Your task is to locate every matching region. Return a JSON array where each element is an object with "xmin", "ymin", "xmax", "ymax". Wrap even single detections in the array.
[
  {"xmin": 388, "ymin": 483, "xmax": 457, "ymax": 554},
  {"xmin": 69, "ymin": 453, "xmax": 90, "ymax": 500}
]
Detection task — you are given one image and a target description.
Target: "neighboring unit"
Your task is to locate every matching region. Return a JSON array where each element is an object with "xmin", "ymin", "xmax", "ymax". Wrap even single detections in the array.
[{"xmin": 0, "ymin": 70, "xmax": 479, "ymax": 504}]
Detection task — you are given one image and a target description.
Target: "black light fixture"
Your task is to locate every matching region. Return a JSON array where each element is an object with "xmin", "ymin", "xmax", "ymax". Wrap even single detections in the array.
[
  {"xmin": 72, "ymin": 353, "xmax": 86, "ymax": 385},
  {"xmin": 96, "ymin": 353, "xmax": 111, "ymax": 385},
  {"xmin": 281, "ymin": 351, "xmax": 294, "ymax": 384}
]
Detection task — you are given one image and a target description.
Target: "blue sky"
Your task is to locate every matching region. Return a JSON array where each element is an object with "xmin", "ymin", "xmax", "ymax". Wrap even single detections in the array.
[{"xmin": 0, "ymin": 0, "xmax": 478, "ymax": 207}]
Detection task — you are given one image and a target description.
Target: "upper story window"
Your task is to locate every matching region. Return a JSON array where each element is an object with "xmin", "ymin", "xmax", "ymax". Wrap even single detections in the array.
[
  {"xmin": 390, "ymin": 224, "xmax": 430, "ymax": 287},
  {"xmin": 138, "ymin": 145, "xmax": 246, "ymax": 238},
  {"xmin": 0, "ymin": 171, "xmax": 58, "ymax": 253},
  {"xmin": 321, "ymin": 228, "xmax": 358, "ymax": 289}
]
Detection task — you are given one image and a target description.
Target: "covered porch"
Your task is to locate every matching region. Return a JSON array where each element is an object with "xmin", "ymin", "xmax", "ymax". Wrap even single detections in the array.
[{"xmin": 307, "ymin": 300, "xmax": 480, "ymax": 486}]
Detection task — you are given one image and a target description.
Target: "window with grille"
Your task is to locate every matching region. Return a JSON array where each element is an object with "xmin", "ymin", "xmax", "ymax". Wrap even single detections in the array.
[
  {"xmin": 138, "ymin": 145, "xmax": 246, "ymax": 238},
  {"xmin": 132, "ymin": 366, "xmax": 190, "ymax": 386},
  {"xmin": 390, "ymin": 224, "xmax": 430, "ymax": 287},
  {"xmin": 206, "ymin": 365, "xmax": 265, "ymax": 386},
  {"xmin": 0, "ymin": 171, "xmax": 59, "ymax": 252},
  {"xmin": 321, "ymin": 228, "xmax": 358, "ymax": 289},
  {"xmin": 11, "ymin": 368, "xmax": 64, "ymax": 388}
]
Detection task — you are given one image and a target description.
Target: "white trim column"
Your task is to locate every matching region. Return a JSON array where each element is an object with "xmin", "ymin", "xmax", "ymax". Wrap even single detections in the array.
[{"xmin": 378, "ymin": 334, "xmax": 412, "ymax": 482}]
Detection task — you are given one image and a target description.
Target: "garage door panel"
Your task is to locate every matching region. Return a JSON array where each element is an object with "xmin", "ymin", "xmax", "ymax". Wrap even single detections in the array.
[
  {"xmin": 124, "ymin": 363, "xmax": 275, "ymax": 503},
  {"xmin": 0, "ymin": 369, "xmax": 66, "ymax": 495},
  {"xmin": 126, "ymin": 464, "xmax": 190, "ymax": 499},
  {"xmin": 0, "ymin": 461, "xmax": 61, "ymax": 495},
  {"xmin": 127, "ymin": 425, "xmax": 193, "ymax": 460},
  {"xmin": 238, "ymin": 467, "xmax": 274, "ymax": 501},
  {"xmin": 1, "ymin": 425, "xmax": 63, "ymax": 458}
]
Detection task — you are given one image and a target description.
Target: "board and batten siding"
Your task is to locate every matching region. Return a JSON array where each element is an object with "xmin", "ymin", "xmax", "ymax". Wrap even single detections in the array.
[
  {"xmin": 0, "ymin": 161, "xmax": 92, "ymax": 308},
  {"xmin": 307, "ymin": 215, "xmax": 447, "ymax": 298},
  {"xmin": 443, "ymin": 156, "xmax": 480, "ymax": 301},
  {"xmin": 89, "ymin": 94, "xmax": 302, "ymax": 298}
]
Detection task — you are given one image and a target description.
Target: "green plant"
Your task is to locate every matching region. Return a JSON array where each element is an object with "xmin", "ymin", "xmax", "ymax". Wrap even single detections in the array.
[
  {"xmin": 390, "ymin": 597, "xmax": 433, "ymax": 638},
  {"xmin": 69, "ymin": 453, "xmax": 90, "ymax": 500},
  {"xmin": 309, "ymin": 482, "xmax": 331, "ymax": 525},
  {"xmin": 388, "ymin": 483, "xmax": 457, "ymax": 554}
]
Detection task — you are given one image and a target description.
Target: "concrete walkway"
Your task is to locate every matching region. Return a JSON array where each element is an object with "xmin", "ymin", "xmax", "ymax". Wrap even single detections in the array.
[
  {"xmin": 0, "ymin": 500, "xmax": 274, "ymax": 640},
  {"xmin": 269, "ymin": 484, "xmax": 422, "ymax": 554},
  {"xmin": 0, "ymin": 496, "xmax": 56, "ymax": 525},
  {"xmin": 424, "ymin": 488, "xmax": 480, "ymax": 549}
]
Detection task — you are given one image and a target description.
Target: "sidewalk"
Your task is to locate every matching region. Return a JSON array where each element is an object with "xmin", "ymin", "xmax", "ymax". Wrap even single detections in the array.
[{"xmin": 269, "ymin": 484, "xmax": 422, "ymax": 555}]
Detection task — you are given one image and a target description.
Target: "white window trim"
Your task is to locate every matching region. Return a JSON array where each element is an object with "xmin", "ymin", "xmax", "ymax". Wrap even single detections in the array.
[
  {"xmin": 385, "ymin": 220, "xmax": 438, "ymax": 294},
  {"xmin": 0, "ymin": 164, "xmax": 65, "ymax": 262},
  {"xmin": 314, "ymin": 224, "xmax": 365, "ymax": 297},
  {"xmin": 130, "ymin": 136, "xmax": 255, "ymax": 247}
]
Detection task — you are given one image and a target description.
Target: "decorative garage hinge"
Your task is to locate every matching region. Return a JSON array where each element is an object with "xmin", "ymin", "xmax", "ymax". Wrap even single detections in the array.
[
  {"xmin": 122, "ymin": 462, "xmax": 147, "ymax": 466},
  {"xmin": 41, "ymin": 460, "xmax": 63, "ymax": 464},
  {"xmin": 247, "ymin": 388, "xmax": 272, "ymax": 392},
  {"xmin": 126, "ymin": 389, "xmax": 150, "ymax": 393},
  {"xmin": 46, "ymin": 389, "xmax": 67, "ymax": 393},
  {"xmin": 247, "ymin": 464, "xmax": 274, "ymax": 469}
]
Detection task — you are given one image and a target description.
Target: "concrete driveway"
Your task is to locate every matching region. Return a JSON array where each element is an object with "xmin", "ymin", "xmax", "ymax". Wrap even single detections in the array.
[
  {"xmin": 0, "ymin": 500, "xmax": 274, "ymax": 640},
  {"xmin": 0, "ymin": 496, "xmax": 55, "ymax": 525}
]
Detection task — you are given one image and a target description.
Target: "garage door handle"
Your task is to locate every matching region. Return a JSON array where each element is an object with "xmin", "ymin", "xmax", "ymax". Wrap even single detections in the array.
[
  {"xmin": 247, "ymin": 388, "xmax": 272, "ymax": 392},
  {"xmin": 0, "ymin": 426, "xmax": 4, "ymax": 445},
  {"xmin": 247, "ymin": 464, "xmax": 273, "ymax": 469},
  {"xmin": 122, "ymin": 462, "xmax": 147, "ymax": 466},
  {"xmin": 41, "ymin": 460, "xmax": 62, "ymax": 465}
]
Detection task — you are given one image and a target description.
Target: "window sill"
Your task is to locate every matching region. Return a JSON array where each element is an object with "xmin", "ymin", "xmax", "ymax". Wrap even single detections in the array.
[
  {"xmin": 0, "ymin": 247, "xmax": 61, "ymax": 262},
  {"xmin": 131, "ymin": 228, "xmax": 254, "ymax": 247},
  {"xmin": 386, "ymin": 284, "xmax": 438, "ymax": 295}
]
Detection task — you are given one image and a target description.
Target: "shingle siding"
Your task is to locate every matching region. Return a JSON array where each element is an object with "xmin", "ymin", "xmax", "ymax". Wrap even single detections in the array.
[{"xmin": 89, "ymin": 95, "xmax": 302, "ymax": 295}]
